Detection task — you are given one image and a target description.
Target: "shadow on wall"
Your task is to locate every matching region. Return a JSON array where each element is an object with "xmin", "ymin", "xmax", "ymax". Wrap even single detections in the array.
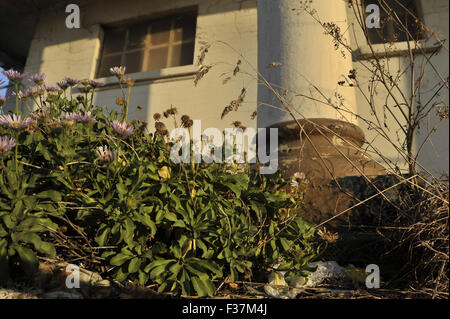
[
  {"xmin": 3, "ymin": 0, "xmax": 257, "ymax": 128},
  {"xmin": 92, "ymin": 80, "xmax": 151, "ymax": 128}
]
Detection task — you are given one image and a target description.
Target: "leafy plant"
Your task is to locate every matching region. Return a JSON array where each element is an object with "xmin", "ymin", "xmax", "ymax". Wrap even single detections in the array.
[{"xmin": 0, "ymin": 68, "xmax": 325, "ymax": 295}]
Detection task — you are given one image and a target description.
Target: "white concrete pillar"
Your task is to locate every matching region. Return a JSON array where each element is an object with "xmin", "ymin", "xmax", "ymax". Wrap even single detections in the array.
[{"xmin": 257, "ymin": 0, "xmax": 358, "ymax": 128}]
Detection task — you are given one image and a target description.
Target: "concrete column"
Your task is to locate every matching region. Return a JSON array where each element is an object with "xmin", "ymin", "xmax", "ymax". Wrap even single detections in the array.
[
  {"xmin": 257, "ymin": 0, "xmax": 357, "ymax": 127},
  {"xmin": 257, "ymin": 0, "xmax": 386, "ymax": 228}
]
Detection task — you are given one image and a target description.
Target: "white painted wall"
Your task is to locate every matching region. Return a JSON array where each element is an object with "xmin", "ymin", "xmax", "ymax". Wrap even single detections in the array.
[
  {"xmin": 22, "ymin": 0, "xmax": 448, "ymax": 176},
  {"xmin": 24, "ymin": 0, "xmax": 258, "ymax": 133},
  {"xmin": 346, "ymin": 0, "xmax": 449, "ymax": 176}
]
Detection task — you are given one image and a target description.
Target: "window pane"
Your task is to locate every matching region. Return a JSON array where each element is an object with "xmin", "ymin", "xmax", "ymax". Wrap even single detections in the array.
[
  {"xmin": 173, "ymin": 15, "xmax": 196, "ymax": 42},
  {"xmin": 128, "ymin": 23, "xmax": 148, "ymax": 50},
  {"xmin": 146, "ymin": 47, "xmax": 168, "ymax": 70},
  {"xmin": 125, "ymin": 51, "xmax": 144, "ymax": 74},
  {"xmin": 98, "ymin": 54, "xmax": 122, "ymax": 78},
  {"xmin": 150, "ymin": 19, "xmax": 171, "ymax": 45},
  {"xmin": 103, "ymin": 28, "xmax": 126, "ymax": 54},
  {"xmin": 170, "ymin": 42, "xmax": 194, "ymax": 67},
  {"xmin": 365, "ymin": 0, "xmax": 423, "ymax": 44}
]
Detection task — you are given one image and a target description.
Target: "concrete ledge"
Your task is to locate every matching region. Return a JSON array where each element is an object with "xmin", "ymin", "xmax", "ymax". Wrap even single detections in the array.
[
  {"xmin": 353, "ymin": 45, "xmax": 442, "ymax": 61},
  {"xmin": 94, "ymin": 64, "xmax": 197, "ymax": 89}
]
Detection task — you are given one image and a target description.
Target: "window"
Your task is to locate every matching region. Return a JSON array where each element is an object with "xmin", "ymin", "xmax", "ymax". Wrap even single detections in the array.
[
  {"xmin": 97, "ymin": 12, "xmax": 196, "ymax": 77},
  {"xmin": 364, "ymin": 0, "xmax": 424, "ymax": 44}
]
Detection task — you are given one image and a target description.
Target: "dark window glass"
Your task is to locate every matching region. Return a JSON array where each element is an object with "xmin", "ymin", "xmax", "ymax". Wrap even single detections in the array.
[
  {"xmin": 125, "ymin": 51, "xmax": 144, "ymax": 74},
  {"xmin": 98, "ymin": 54, "xmax": 122, "ymax": 78},
  {"xmin": 147, "ymin": 47, "xmax": 169, "ymax": 70},
  {"xmin": 171, "ymin": 42, "xmax": 195, "ymax": 67},
  {"xmin": 364, "ymin": 0, "xmax": 424, "ymax": 44},
  {"xmin": 150, "ymin": 20, "xmax": 171, "ymax": 45},
  {"xmin": 102, "ymin": 28, "xmax": 126, "ymax": 54}
]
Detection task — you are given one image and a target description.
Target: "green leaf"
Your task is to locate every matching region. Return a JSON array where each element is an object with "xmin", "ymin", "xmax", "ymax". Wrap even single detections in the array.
[
  {"xmin": 164, "ymin": 212, "xmax": 178, "ymax": 222},
  {"xmin": 2, "ymin": 215, "xmax": 16, "ymax": 229},
  {"xmin": 128, "ymin": 257, "xmax": 142, "ymax": 273},
  {"xmin": 189, "ymin": 258, "xmax": 223, "ymax": 277},
  {"xmin": 191, "ymin": 275, "xmax": 215, "ymax": 297},
  {"xmin": 143, "ymin": 258, "xmax": 173, "ymax": 273},
  {"xmin": 114, "ymin": 266, "xmax": 129, "ymax": 282},
  {"xmin": 116, "ymin": 183, "xmax": 127, "ymax": 195},
  {"xmin": 15, "ymin": 246, "xmax": 38, "ymax": 275},
  {"xmin": 37, "ymin": 190, "xmax": 62, "ymax": 202},
  {"xmin": 276, "ymin": 261, "xmax": 293, "ymax": 271},
  {"xmin": 223, "ymin": 182, "xmax": 241, "ymax": 197},
  {"xmin": 95, "ymin": 227, "xmax": 110, "ymax": 246},
  {"xmin": 37, "ymin": 242, "xmax": 56, "ymax": 258},
  {"xmin": 110, "ymin": 253, "xmax": 133, "ymax": 266},
  {"xmin": 279, "ymin": 237, "xmax": 292, "ymax": 251},
  {"xmin": 138, "ymin": 270, "xmax": 149, "ymax": 285},
  {"xmin": 123, "ymin": 218, "xmax": 135, "ymax": 245},
  {"xmin": 139, "ymin": 215, "xmax": 157, "ymax": 236}
]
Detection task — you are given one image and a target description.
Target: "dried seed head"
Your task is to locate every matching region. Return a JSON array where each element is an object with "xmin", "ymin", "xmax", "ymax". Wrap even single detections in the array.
[
  {"xmin": 166, "ymin": 106, "xmax": 177, "ymax": 116},
  {"xmin": 221, "ymin": 105, "xmax": 233, "ymax": 120},
  {"xmin": 153, "ymin": 113, "xmax": 161, "ymax": 121},
  {"xmin": 181, "ymin": 115, "xmax": 190, "ymax": 123},
  {"xmin": 348, "ymin": 69, "xmax": 357, "ymax": 79},
  {"xmin": 183, "ymin": 119, "xmax": 193, "ymax": 128},
  {"xmin": 194, "ymin": 65, "xmax": 211, "ymax": 86},
  {"xmin": 155, "ymin": 121, "xmax": 167, "ymax": 132},
  {"xmin": 181, "ymin": 115, "xmax": 193, "ymax": 128},
  {"xmin": 116, "ymin": 97, "xmax": 125, "ymax": 106}
]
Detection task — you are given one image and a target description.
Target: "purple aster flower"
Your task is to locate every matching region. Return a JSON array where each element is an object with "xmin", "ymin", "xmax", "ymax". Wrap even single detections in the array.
[
  {"xmin": 31, "ymin": 73, "xmax": 46, "ymax": 85},
  {"xmin": 0, "ymin": 136, "xmax": 16, "ymax": 155},
  {"xmin": 88, "ymin": 80, "xmax": 106, "ymax": 88},
  {"xmin": 57, "ymin": 80, "xmax": 69, "ymax": 90},
  {"xmin": 73, "ymin": 111, "xmax": 95, "ymax": 123},
  {"xmin": 1, "ymin": 70, "xmax": 27, "ymax": 84},
  {"xmin": 0, "ymin": 114, "xmax": 34, "ymax": 130},
  {"xmin": 24, "ymin": 86, "xmax": 44, "ymax": 98},
  {"xmin": 12, "ymin": 90, "xmax": 29, "ymax": 101},
  {"xmin": 44, "ymin": 84, "xmax": 59, "ymax": 93},
  {"xmin": 77, "ymin": 84, "xmax": 92, "ymax": 93},
  {"xmin": 96, "ymin": 146, "xmax": 117, "ymax": 163},
  {"xmin": 64, "ymin": 77, "xmax": 80, "ymax": 86},
  {"xmin": 111, "ymin": 120, "xmax": 134, "ymax": 136},
  {"xmin": 60, "ymin": 112, "xmax": 77, "ymax": 125}
]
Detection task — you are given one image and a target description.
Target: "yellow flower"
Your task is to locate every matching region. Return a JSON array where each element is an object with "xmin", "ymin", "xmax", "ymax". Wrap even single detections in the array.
[{"xmin": 158, "ymin": 166, "xmax": 170, "ymax": 179}]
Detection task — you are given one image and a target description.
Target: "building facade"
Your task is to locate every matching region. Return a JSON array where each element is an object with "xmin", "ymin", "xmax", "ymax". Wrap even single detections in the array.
[{"xmin": 0, "ymin": 0, "xmax": 448, "ymax": 177}]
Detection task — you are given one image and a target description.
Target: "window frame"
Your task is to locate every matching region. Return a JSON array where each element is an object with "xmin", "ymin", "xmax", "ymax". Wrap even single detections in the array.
[
  {"xmin": 96, "ymin": 10, "xmax": 197, "ymax": 78},
  {"xmin": 351, "ymin": 0, "xmax": 430, "ymax": 58}
]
